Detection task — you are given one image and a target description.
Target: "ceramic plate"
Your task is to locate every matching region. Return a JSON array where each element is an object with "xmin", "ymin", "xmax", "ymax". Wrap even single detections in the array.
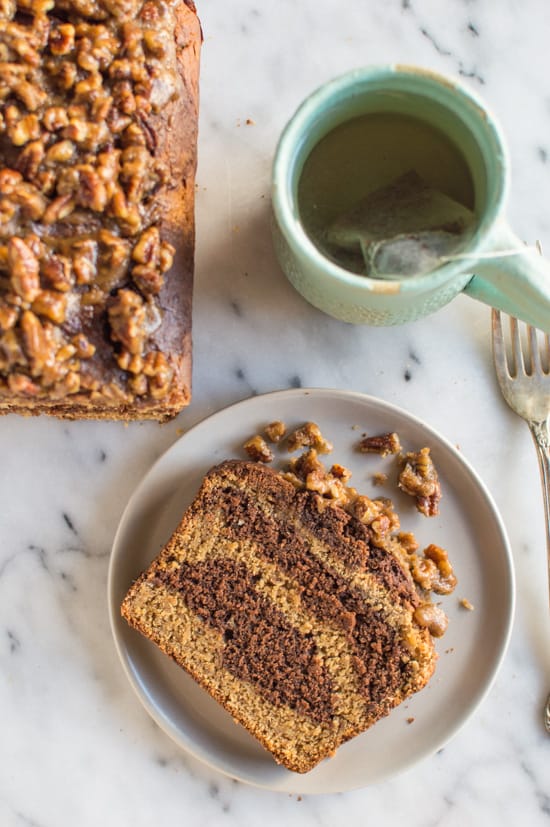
[{"xmin": 108, "ymin": 388, "xmax": 515, "ymax": 794}]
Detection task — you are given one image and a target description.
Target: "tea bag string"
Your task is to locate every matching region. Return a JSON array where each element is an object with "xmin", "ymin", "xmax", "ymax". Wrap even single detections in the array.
[{"xmin": 440, "ymin": 244, "xmax": 539, "ymax": 263}]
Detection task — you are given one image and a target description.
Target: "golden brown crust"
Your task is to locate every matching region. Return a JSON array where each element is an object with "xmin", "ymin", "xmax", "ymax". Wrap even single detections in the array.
[{"xmin": 0, "ymin": 0, "xmax": 201, "ymax": 421}]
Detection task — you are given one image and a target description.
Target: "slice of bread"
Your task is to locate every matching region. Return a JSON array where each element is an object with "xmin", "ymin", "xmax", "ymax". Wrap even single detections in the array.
[{"xmin": 121, "ymin": 460, "xmax": 436, "ymax": 773}]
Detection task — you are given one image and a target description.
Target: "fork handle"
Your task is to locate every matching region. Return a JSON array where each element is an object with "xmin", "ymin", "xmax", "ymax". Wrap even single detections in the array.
[{"xmin": 529, "ymin": 419, "xmax": 550, "ymax": 610}]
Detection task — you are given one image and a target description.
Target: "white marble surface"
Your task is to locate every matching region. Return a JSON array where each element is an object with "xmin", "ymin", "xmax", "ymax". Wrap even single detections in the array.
[{"xmin": 2, "ymin": 0, "xmax": 550, "ymax": 824}]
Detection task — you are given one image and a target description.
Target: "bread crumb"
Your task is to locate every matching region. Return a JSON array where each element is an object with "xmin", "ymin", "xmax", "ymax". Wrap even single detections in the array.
[
  {"xmin": 460, "ymin": 597, "xmax": 474, "ymax": 611},
  {"xmin": 246, "ymin": 118, "xmax": 255, "ymax": 125},
  {"xmin": 372, "ymin": 472, "xmax": 388, "ymax": 486},
  {"xmin": 406, "ymin": 717, "xmax": 415, "ymax": 724}
]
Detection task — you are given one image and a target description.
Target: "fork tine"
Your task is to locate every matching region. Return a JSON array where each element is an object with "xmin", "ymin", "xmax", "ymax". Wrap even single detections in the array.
[
  {"xmin": 528, "ymin": 324, "xmax": 542, "ymax": 376},
  {"xmin": 491, "ymin": 308, "xmax": 510, "ymax": 380},
  {"xmin": 510, "ymin": 315, "xmax": 523, "ymax": 376}
]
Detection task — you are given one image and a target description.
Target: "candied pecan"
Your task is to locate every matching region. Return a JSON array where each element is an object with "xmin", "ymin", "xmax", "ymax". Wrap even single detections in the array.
[
  {"xmin": 330, "ymin": 463, "xmax": 352, "ymax": 483},
  {"xmin": 264, "ymin": 420, "xmax": 286, "ymax": 443},
  {"xmin": 287, "ymin": 422, "xmax": 333, "ymax": 454},
  {"xmin": 413, "ymin": 604, "xmax": 448, "ymax": 638},
  {"xmin": 0, "ymin": 329, "xmax": 24, "ymax": 370},
  {"xmin": 15, "ymin": 140, "xmax": 44, "ymax": 182},
  {"xmin": 120, "ymin": 143, "xmax": 149, "ymax": 177},
  {"xmin": 107, "ymin": 109, "xmax": 131, "ymax": 134},
  {"xmin": 7, "ymin": 372, "xmax": 39, "ymax": 396},
  {"xmin": 43, "ymin": 194, "xmax": 75, "ymax": 224},
  {"xmin": 91, "ymin": 93, "xmax": 113, "ymax": 122},
  {"xmin": 159, "ymin": 241, "xmax": 175, "ymax": 273},
  {"xmin": 80, "ymin": 285, "xmax": 104, "ymax": 306},
  {"xmin": 288, "ymin": 449, "xmax": 349, "ymax": 505},
  {"xmin": 132, "ymin": 226, "xmax": 160, "ymax": 265},
  {"xmin": 109, "ymin": 186, "xmax": 141, "ymax": 234},
  {"xmin": 98, "ymin": 230, "xmax": 130, "ymax": 289},
  {"xmin": 146, "ymin": 352, "xmax": 173, "ymax": 399},
  {"xmin": 0, "ymin": 0, "xmax": 16, "ymax": 19},
  {"xmin": 49, "ymin": 23, "xmax": 75, "ymax": 56},
  {"xmin": 41, "ymin": 254, "xmax": 74, "ymax": 292},
  {"xmin": 351, "ymin": 494, "xmax": 399, "ymax": 536},
  {"xmin": 0, "ymin": 168, "xmax": 22, "ymax": 193},
  {"xmin": 12, "ymin": 79, "xmax": 47, "ymax": 112},
  {"xmin": 422, "ymin": 544, "xmax": 457, "ymax": 594},
  {"xmin": 74, "ymin": 72, "xmax": 103, "ymax": 98},
  {"xmin": 131, "ymin": 264, "xmax": 163, "ymax": 296},
  {"xmin": 243, "ymin": 435, "xmax": 274, "ymax": 464},
  {"xmin": 20, "ymin": 309, "xmax": 53, "ymax": 375},
  {"xmin": 108, "ymin": 288, "xmax": 146, "ymax": 355},
  {"xmin": 71, "ymin": 240, "xmax": 97, "ymax": 285},
  {"xmin": 113, "ymin": 80, "xmax": 137, "ymax": 115},
  {"xmin": 143, "ymin": 29, "xmax": 169, "ymax": 58},
  {"xmin": 129, "ymin": 372, "xmax": 147, "ymax": 396},
  {"xmin": 395, "ymin": 531, "xmax": 419, "ymax": 555},
  {"xmin": 8, "ymin": 113, "xmax": 41, "ymax": 146},
  {"xmin": 117, "ymin": 349, "xmax": 142, "ymax": 374},
  {"xmin": 45, "ymin": 139, "xmax": 75, "ymax": 164},
  {"xmin": 121, "ymin": 21, "xmax": 144, "ymax": 56},
  {"xmin": 10, "ymin": 182, "xmax": 47, "ymax": 220},
  {"xmin": 75, "ymin": 165, "xmax": 108, "ymax": 212},
  {"xmin": 8, "ymin": 237, "xmax": 40, "ymax": 301},
  {"xmin": 0, "ymin": 305, "xmax": 18, "ymax": 331},
  {"xmin": 71, "ymin": 332, "xmax": 95, "ymax": 359},
  {"xmin": 358, "ymin": 432, "xmax": 401, "ymax": 457},
  {"xmin": 31, "ymin": 290, "xmax": 67, "ymax": 324},
  {"xmin": 398, "ymin": 447, "xmax": 442, "ymax": 517},
  {"xmin": 53, "ymin": 370, "xmax": 80, "ymax": 397},
  {"xmin": 140, "ymin": 0, "xmax": 161, "ymax": 23},
  {"xmin": 42, "ymin": 107, "xmax": 69, "ymax": 132},
  {"xmin": 60, "ymin": 62, "xmax": 78, "ymax": 90}
]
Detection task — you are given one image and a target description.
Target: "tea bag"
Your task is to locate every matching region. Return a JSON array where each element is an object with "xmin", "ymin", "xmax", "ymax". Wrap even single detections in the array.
[{"xmin": 324, "ymin": 170, "xmax": 475, "ymax": 278}]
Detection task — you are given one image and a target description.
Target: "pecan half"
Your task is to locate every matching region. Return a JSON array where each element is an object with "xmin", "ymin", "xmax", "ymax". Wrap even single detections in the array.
[{"xmin": 8, "ymin": 237, "xmax": 40, "ymax": 302}]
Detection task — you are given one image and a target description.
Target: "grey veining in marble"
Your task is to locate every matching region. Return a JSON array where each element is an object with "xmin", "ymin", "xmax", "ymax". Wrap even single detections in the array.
[{"xmin": 2, "ymin": 1, "xmax": 550, "ymax": 825}]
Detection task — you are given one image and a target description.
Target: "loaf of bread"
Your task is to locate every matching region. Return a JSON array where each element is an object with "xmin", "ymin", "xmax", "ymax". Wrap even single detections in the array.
[
  {"xmin": 121, "ymin": 460, "xmax": 437, "ymax": 773},
  {"xmin": 0, "ymin": 0, "xmax": 201, "ymax": 420}
]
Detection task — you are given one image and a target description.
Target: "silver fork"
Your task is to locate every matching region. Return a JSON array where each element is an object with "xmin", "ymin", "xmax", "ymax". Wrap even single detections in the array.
[{"xmin": 491, "ymin": 308, "xmax": 550, "ymax": 732}]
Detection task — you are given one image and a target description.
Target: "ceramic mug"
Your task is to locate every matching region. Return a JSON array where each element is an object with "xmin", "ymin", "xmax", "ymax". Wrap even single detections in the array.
[{"xmin": 271, "ymin": 65, "xmax": 550, "ymax": 330}]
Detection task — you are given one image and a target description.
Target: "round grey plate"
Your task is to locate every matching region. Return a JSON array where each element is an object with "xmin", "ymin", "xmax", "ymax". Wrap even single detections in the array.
[{"xmin": 108, "ymin": 388, "xmax": 515, "ymax": 794}]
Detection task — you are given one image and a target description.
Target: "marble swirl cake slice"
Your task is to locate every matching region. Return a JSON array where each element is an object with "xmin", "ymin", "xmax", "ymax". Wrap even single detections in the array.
[{"xmin": 121, "ymin": 459, "xmax": 437, "ymax": 773}]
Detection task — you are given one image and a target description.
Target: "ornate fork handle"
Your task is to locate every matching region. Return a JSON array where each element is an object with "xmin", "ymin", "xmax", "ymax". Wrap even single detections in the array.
[
  {"xmin": 529, "ymin": 418, "xmax": 550, "ymax": 607},
  {"xmin": 529, "ymin": 419, "xmax": 550, "ymax": 732}
]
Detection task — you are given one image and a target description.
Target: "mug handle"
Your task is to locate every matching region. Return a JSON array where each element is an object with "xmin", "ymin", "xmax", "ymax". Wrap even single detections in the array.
[{"xmin": 462, "ymin": 220, "xmax": 550, "ymax": 331}]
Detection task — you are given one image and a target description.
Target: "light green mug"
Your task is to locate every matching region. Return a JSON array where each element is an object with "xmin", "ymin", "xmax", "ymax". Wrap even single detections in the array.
[{"xmin": 271, "ymin": 65, "xmax": 550, "ymax": 330}]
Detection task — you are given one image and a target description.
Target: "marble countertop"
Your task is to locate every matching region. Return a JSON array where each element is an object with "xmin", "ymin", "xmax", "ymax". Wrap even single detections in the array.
[{"xmin": 2, "ymin": 1, "xmax": 550, "ymax": 824}]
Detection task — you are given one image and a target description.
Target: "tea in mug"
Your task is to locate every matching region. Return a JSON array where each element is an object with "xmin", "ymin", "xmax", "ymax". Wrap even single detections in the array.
[{"xmin": 297, "ymin": 112, "xmax": 476, "ymax": 277}]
